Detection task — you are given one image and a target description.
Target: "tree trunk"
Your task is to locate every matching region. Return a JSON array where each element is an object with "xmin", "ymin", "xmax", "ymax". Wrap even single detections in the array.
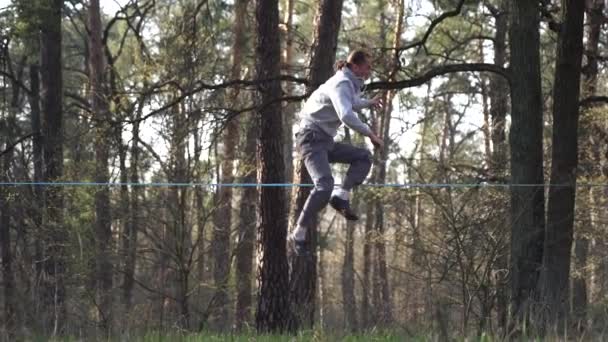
[
  {"xmin": 369, "ymin": 0, "xmax": 405, "ymax": 326},
  {"xmin": 235, "ymin": 114, "xmax": 258, "ymax": 330},
  {"xmin": 88, "ymin": 0, "xmax": 113, "ymax": 332},
  {"xmin": 40, "ymin": 0, "xmax": 67, "ymax": 334},
  {"xmin": 573, "ymin": 0, "xmax": 605, "ymax": 328},
  {"xmin": 487, "ymin": 1, "xmax": 509, "ymax": 332},
  {"xmin": 362, "ymin": 193, "xmax": 375, "ymax": 328},
  {"xmin": 571, "ymin": 188, "xmax": 590, "ymax": 330},
  {"xmin": 538, "ymin": 0, "xmax": 585, "ymax": 331},
  {"xmin": 210, "ymin": 0, "xmax": 249, "ymax": 330},
  {"xmin": 122, "ymin": 102, "xmax": 141, "ymax": 314},
  {"xmin": 288, "ymin": 0, "xmax": 344, "ymax": 331},
  {"xmin": 232, "ymin": 0, "xmax": 255, "ymax": 331},
  {"xmin": 342, "ymin": 197, "xmax": 358, "ymax": 332},
  {"xmin": 1, "ymin": 125, "xmax": 15, "ymax": 337},
  {"xmin": 117, "ymin": 126, "xmax": 129, "ymax": 323},
  {"xmin": 254, "ymin": 0, "xmax": 291, "ymax": 332},
  {"xmin": 170, "ymin": 102, "xmax": 190, "ymax": 329},
  {"xmin": 1, "ymin": 51, "xmax": 25, "ymax": 336},
  {"xmin": 282, "ymin": 0, "xmax": 296, "ymax": 184},
  {"xmin": 508, "ymin": 0, "xmax": 545, "ymax": 329},
  {"xmin": 28, "ymin": 62, "xmax": 45, "ymax": 331}
]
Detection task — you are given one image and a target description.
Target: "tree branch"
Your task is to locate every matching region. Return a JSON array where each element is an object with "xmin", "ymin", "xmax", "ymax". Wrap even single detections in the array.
[
  {"xmin": 0, "ymin": 133, "xmax": 35, "ymax": 157},
  {"xmin": 580, "ymin": 96, "xmax": 608, "ymax": 107},
  {"xmin": 0, "ymin": 69, "xmax": 31, "ymax": 96},
  {"xmin": 115, "ymin": 76, "xmax": 308, "ymax": 125},
  {"xmin": 397, "ymin": 0, "xmax": 466, "ymax": 56},
  {"xmin": 366, "ymin": 63, "xmax": 510, "ymax": 91}
]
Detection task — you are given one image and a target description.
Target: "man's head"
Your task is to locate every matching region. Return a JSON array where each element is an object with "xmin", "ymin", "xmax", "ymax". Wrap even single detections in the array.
[
  {"xmin": 347, "ymin": 50, "xmax": 372, "ymax": 80},
  {"xmin": 336, "ymin": 49, "xmax": 372, "ymax": 80}
]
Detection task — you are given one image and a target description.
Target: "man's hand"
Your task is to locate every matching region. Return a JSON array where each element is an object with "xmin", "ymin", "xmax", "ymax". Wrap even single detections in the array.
[
  {"xmin": 369, "ymin": 94, "xmax": 384, "ymax": 110},
  {"xmin": 369, "ymin": 133, "xmax": 384, "ymax": 151}
]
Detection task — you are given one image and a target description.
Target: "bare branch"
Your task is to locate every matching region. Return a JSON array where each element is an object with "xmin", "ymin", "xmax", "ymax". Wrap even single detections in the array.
[
  {"xmin": 580, "ymin": 96, "xmax": 608, "ymax": 107},
  {"xmin": 0, "ymin": 69, "xmax": 31, "ymax": 96},
  {"xmin": 397, "ymin": 0, "xmax": 466, "ymax": 56},
  {"xmin": 366, "ymin": 63, "xmax": 510, "ymax": 91},
  {"xmin": 115, "ymin": 76, "xmax": 308, "ymax": 125},
  {"xmin": 0, "ymin": 133, "xmax": 35, "ymax": 157}
]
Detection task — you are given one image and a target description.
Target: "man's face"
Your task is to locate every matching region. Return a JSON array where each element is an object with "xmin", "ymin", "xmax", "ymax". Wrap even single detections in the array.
[{"xmin": 351, "ymin": 59, "xmax": 372, "ymax": 80}]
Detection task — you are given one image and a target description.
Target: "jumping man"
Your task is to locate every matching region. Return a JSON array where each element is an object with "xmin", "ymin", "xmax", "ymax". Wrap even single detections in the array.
[{"xmin": 289, "ymin": 50, "xmax": 384, "ymax": 256}]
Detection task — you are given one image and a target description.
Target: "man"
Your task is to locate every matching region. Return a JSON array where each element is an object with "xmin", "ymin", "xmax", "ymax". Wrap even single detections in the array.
[{"xmin": 289, "ymin": 50, "xmax": 384, "ymax": 256}]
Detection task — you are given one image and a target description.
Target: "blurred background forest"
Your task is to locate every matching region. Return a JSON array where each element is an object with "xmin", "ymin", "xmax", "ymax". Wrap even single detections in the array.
[{"xmin": 0, "ymin": 0, "xmax": 607, "ymax": 339}]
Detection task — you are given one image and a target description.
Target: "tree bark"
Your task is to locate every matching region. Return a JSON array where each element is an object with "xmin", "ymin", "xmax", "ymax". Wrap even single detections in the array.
[
  {"xmin": 254, "ymin": 0, "xmax": 291, "ymax": 332},
  {"xmin": 487, "ymin": 0, "xmax": 510, "ymax": 332},
  {"xmin": 235, "ymin": 114, "xmax": 258, "ymax": 330},
  {"xmin": 369, "ymin": 0, "xmax": 405, "ymax": 326},
  {"xmin": 211, "ymin": 0, "xmax": 249, "ymax": 329},
  {"xmin": 508, "ymin": 0, "xmax": 545, "ymax": 329},
  {"xmin": 28, "ymin": 62, "xmax": 45, "ymax": 331},
  {"xmin": 1, "ymin": 105, "xmax": 16, "ymax": 337},
  {"xmin": 169, "ymin": 101, "xmax": 191, "ymax": 329},
  {"xmin": 584, "ymin": 0, "xmax": 607, "ymax": 305},
  {"xmin": 122, "ymin": 102, "xmax": 142, "ymax": 314},
  {"xmin": 233, "ymin": 0, "xmax": 255, "ymax": 331},
  {"xmin": 341, "ymin": 197, "xmax": 358, "ymax": 332},
  {"xmin": 88, "ymin": 0, "xmax": 113, "ymax": 332},
  {"xmin": 538, "ymin": 0, "xmax": 585, "ymax": 331},
  {"xmin": 282, "ymin": 0, "xmax": 296, "ymax": 184},
  {"xmin": 40, "ymin": 0, "xmax": 67, "ymax": 334},
  {"xmin": 362, "ymin": 193, "xmax": 375, "ymax": 328},
  {"xmin": 288, "ymin": 0, "xmax": 344, "ymax": 331},
  {"xmin": 573, "ymin": 0, "xmax": 605, "ymax": 328}
]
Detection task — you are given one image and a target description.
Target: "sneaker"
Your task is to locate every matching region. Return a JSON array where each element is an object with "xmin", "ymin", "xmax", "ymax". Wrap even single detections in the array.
[
  {"xmin": 287, "ymin": 234, "xmax": 312, "ymax": 257},
  {"xmin": 329, "ymin": 196, "xmax": 359, "ymax": 221}
]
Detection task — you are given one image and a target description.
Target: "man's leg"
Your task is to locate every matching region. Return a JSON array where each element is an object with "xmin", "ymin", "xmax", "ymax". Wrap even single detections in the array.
[
  {"xmin": 329, "ymin": 142, "xmax": 373, "ymax": 190},
  {"xmin": 327, "ymin": 142, "xmax": 372, "ymax": 220},
  {"xmin": 295, "ymin": 149, "xmax": 334, "ymax": 231}
]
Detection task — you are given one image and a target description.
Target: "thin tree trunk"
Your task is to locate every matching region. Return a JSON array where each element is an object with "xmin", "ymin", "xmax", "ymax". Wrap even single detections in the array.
[
  {"xmin": 194, "ymin": 112, "xmax": 207, "ymax": 291},
  {"xmin": 288, "ymin": 0, "xmax": 344, "ymax": 331},
  {"xmin": 1, "ymin": 127, "xmax": 15, "ymax": 337},
  {"xmin": 88, "ymin": 0, "xmax": 113, "ymax": 332},
  {"xmin": 123, "ymin": 102, "xmax": 141, "ymax": 314},
  {"xmin": 342, "ymin": 197, "xmax": 358, "ymax": 332},
  {"xmin": 362, "ymin": 190, "xmax": 375, "ymax": 329},
  {"xmin": 254, "ymin": 0, "xmax": 291, "ymax": 332},
  {"xmin": 282, "ymin": 0, "xmax": 296, "ymax": 184},
  {"xmin": 571, "ymin": 188, "xmax": 590, "ymax": 330},
  {"xmin": 235, "ymin": 113, "xmax": 257, "ymax": 330},
  {"xmin": 487, "ymin": 1, "xmax": 509, "ymax": 332},
  {"xmin": 539, "ymin": 0, "xmax": 585, "ymax": 331},
  {"xmin": 232, "ymin": 0, "xmax": 255, "ymax": 330},
  {"xmin": 170, "ymin": 102, "xmax": 190, "ymax": 329},
  {"xmin": 508, "ymin": 0, "xmax": 545, "ymax": 329},
  {"xmin": 117, "ymin": 123, "xmax": 130, "ymax": 324},
  {"xmin": 28, "ymin": 62, "xmax": 44, "ymax": 331},
  {"xmin": 40, "ymin": 0, "xmax": 67, "ymax": 334},
  {"xmin": 1, "ymin": 53, "xmax": 25, "ymax": 336},
  {"xmin": 370, "ymin": 0, "xmax": 405, "ymax": 326},
  {"xmin": 317, "ymin": 240, "xmax": 326, "ymax": 329},
  {"xmin": 210, "ymin": 0, "xmax": 249, "ymax": 329}
]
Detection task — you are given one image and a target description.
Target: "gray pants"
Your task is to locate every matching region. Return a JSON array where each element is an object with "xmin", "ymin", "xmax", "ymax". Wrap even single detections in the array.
[{"xmin": 295, "ymin": 127, "xmax": 372, "ymax": 228}]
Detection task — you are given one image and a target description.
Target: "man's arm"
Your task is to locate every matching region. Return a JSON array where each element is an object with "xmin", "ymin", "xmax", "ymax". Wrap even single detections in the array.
[
  {"xmin": 328, "ymin": 81, "xmax": 373, "ymax": 136},
  {"xmin": 328, "ymin": 82, "xmax": 384, "ymax": 150},
  {"xmin": 353, "ymin": 94, "xmax": 383, "ymax": 111}
]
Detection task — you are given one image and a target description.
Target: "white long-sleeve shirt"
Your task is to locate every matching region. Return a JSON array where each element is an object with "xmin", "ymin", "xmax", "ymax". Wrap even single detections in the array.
[{"xmin": 299, "ymin": 67, "xmax": 374, "ymax": 137}]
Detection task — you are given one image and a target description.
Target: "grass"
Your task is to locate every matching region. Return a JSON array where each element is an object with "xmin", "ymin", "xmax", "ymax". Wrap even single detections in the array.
[
  {"xmin": 133, "ymin": 330, "xmax": 416, "ymax": 342},
  {"xmin": 27, "ymin": 329, "xmax": 582, "ymax": 342}
]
